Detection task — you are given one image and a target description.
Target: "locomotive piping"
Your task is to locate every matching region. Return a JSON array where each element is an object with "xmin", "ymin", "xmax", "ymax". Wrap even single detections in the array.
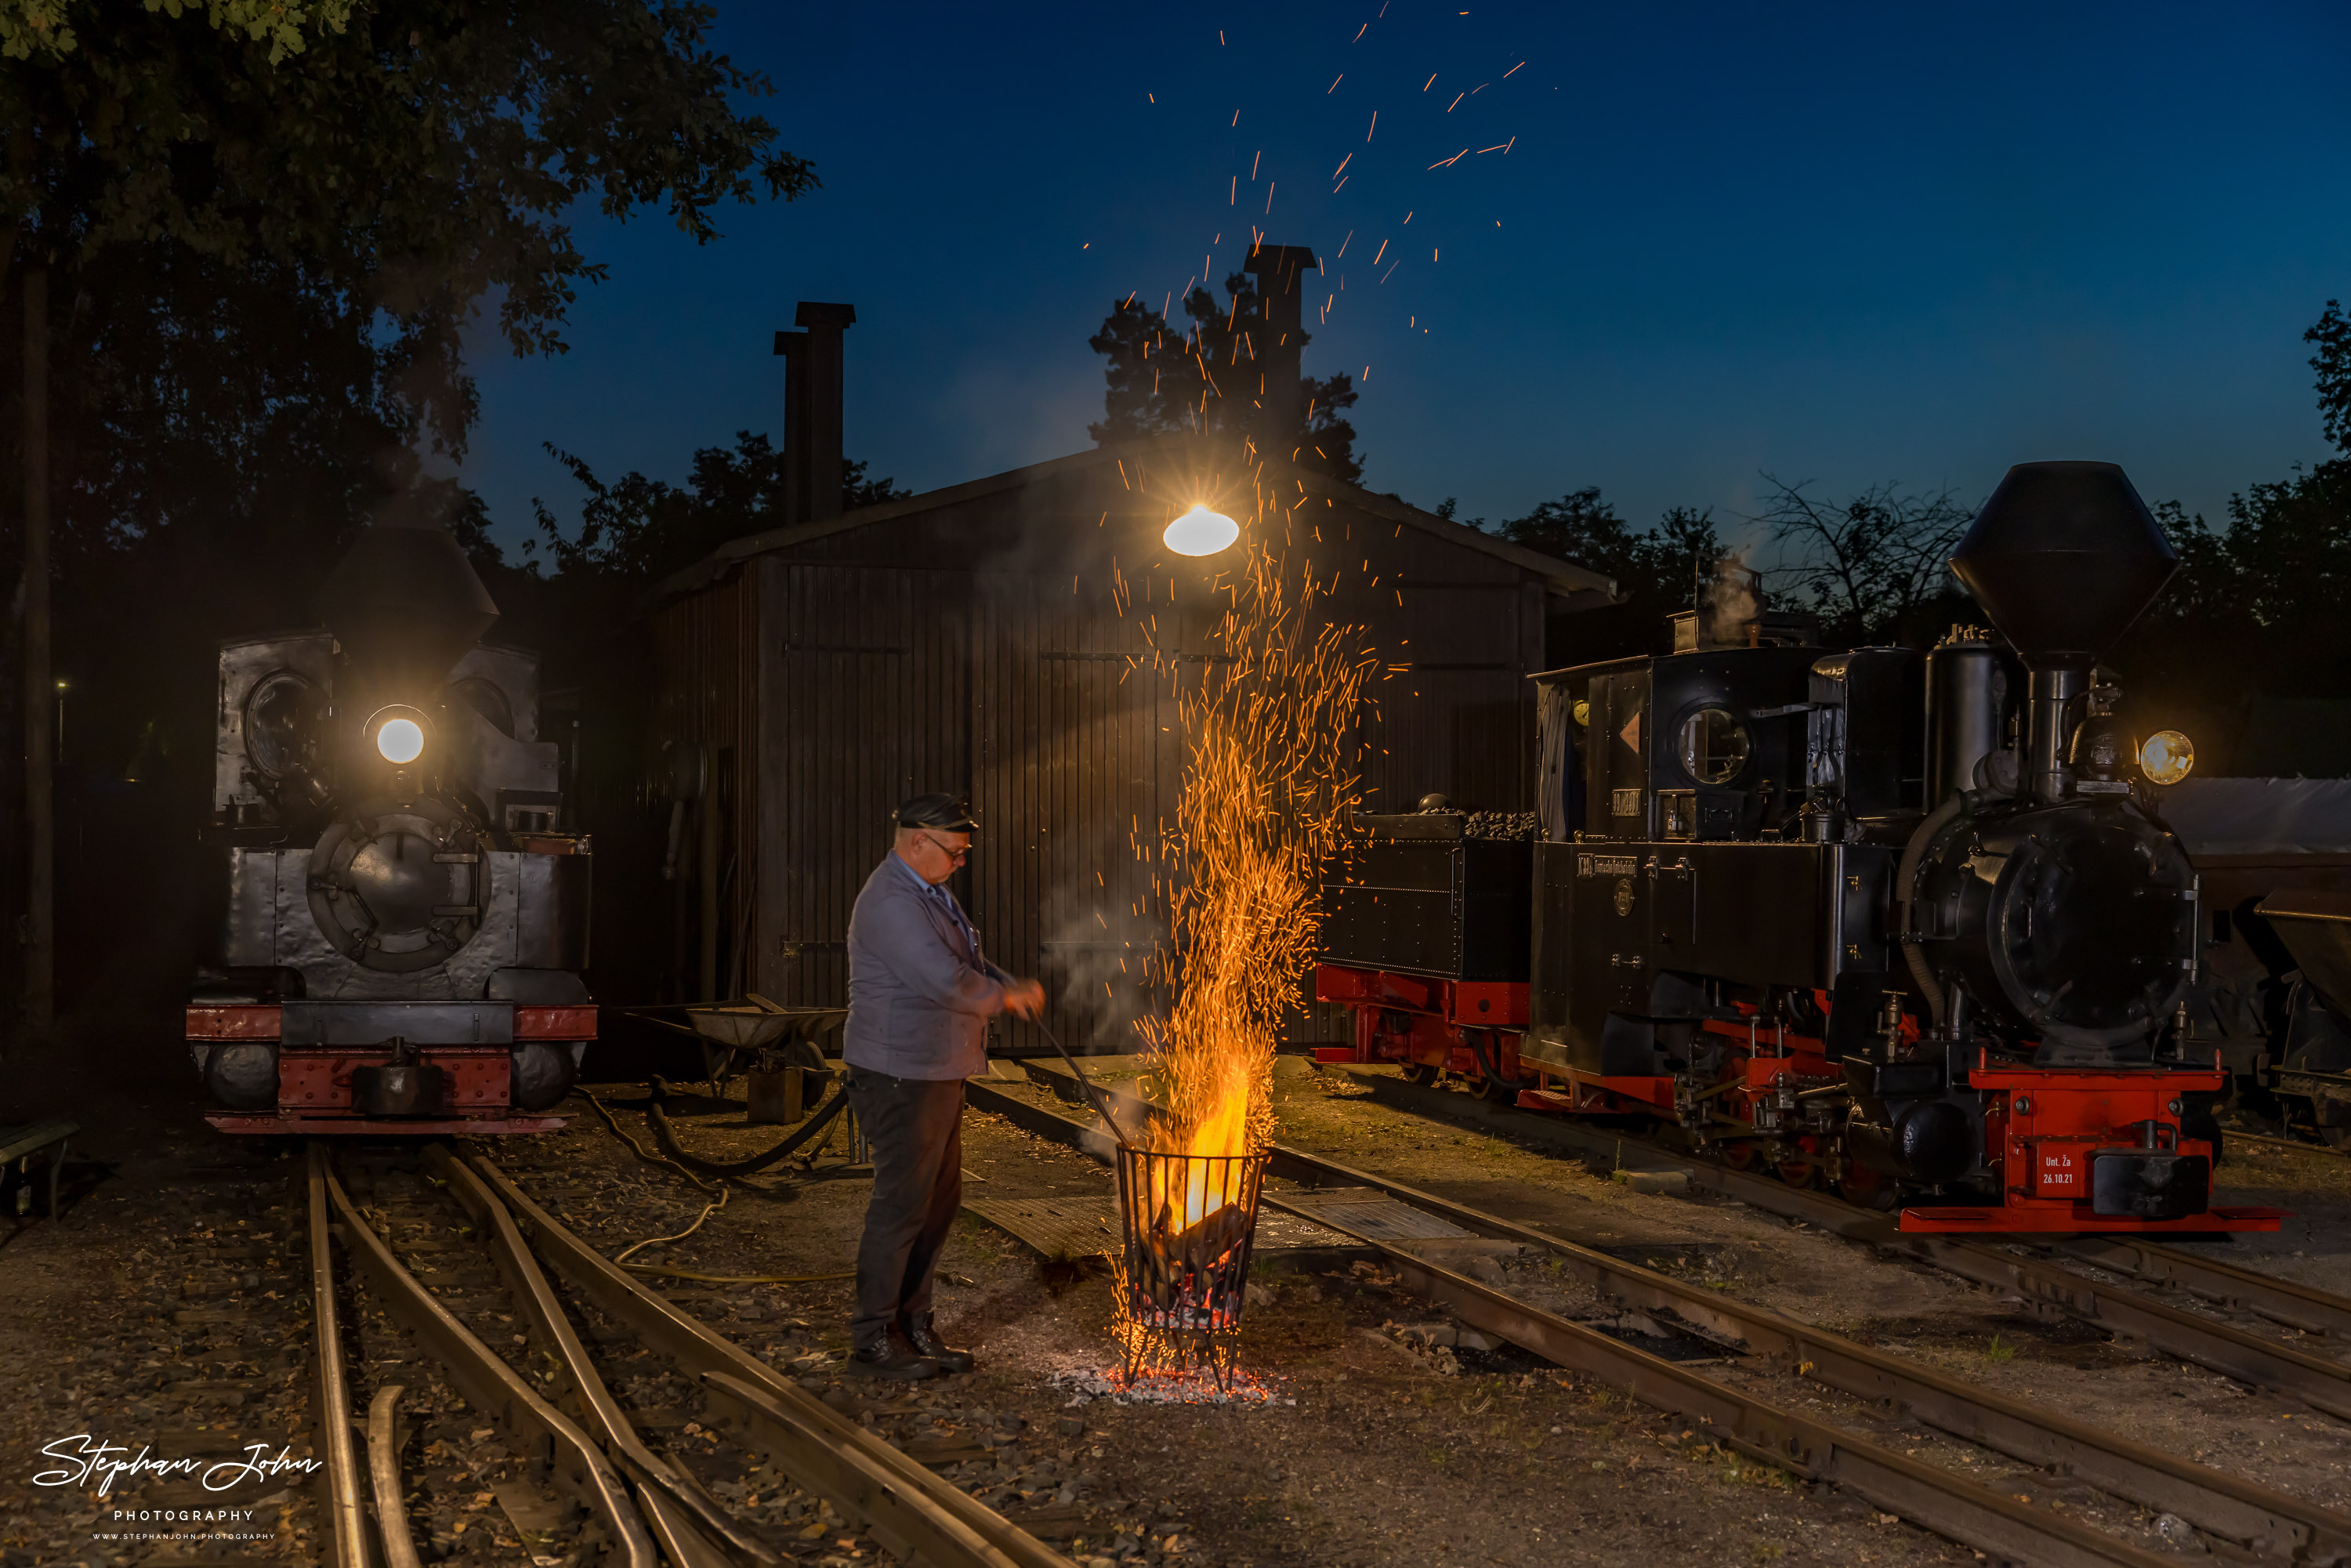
[{"xmin": 1896, "ymin": 792, "xmax": 1967, "ymax": 1029}]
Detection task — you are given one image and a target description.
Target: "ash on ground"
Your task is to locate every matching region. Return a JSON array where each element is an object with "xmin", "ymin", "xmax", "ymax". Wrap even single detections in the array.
[{"xmin": 1049, "ymin": 1359, "xmax": 1291, "ymax": 1408}]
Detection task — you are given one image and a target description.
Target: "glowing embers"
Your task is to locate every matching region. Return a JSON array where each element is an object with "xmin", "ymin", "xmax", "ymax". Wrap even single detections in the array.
[{"xmin": 1111, "ymin": 1137, "xmax": 1269, "ymax": 1393}]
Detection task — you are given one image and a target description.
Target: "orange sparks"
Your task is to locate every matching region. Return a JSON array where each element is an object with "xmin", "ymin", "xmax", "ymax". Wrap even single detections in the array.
[
  {"xmin": 1136, "ymin": 541, "xmax": 1371, "ymax": 1163},
  {"xmin": 1328, "ymin": 74, "xmax": 1342, "ymax": 92}
]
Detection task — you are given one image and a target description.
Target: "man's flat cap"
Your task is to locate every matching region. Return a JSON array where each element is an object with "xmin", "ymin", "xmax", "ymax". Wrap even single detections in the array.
[{"xmin": 896, "ymin": 791, "xmax": 978, "ymax": 831}]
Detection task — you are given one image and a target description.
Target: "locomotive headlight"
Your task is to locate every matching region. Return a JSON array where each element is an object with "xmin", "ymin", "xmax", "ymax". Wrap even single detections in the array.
[
  {"xmin": 376, "ymin": 718, "xmax": 425, "ymax": 764},
  {"xmin": 1163, "ymin": 504, "xmax": 1239, "ymax": 556},
  {"xmin": 2139, "ymin": 729, "xmax": 2194, "ymax": 786}
]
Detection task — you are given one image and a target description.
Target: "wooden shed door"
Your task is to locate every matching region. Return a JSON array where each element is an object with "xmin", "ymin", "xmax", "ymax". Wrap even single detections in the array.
[
  {"xmin": 969, "ymin": 572, "xmax": 1174, "ymax": 1056},
  {"xmin": 753, "ymin": 561, "xmax": 974, "ymax": 1008}
]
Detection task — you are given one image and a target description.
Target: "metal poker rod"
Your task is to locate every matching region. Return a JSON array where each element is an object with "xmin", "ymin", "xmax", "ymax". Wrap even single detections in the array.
[{"xmin": 1027, "ymin": 1018, "xmax": 1146, "ymax": 1146}]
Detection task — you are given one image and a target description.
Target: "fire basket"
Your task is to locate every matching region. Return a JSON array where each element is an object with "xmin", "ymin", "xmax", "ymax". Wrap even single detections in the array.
[{"xmin": 1113, "ymin": 1143, "xmax": 1270, "ymax": 1390}]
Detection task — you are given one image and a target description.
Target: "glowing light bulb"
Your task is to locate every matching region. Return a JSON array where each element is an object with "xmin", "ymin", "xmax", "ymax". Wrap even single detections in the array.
[
  {"xmin": 377, "ymin": 718, "xmax": 425, "ymax": 765},
  {"xmin": 1163, "ymin": 504, "xmax": 1239, "ymax": 556},
  {"xmin": 2139, "ymin": 729, "xmax": 2193, "ymax": 786}
]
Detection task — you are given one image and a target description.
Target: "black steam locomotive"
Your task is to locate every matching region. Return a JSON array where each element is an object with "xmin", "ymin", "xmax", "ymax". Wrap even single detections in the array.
[
  {"xmin": 1318, "ymin": 462, "xmax": 2281, "ymax": 1234},
  {"xmin": 187, "ymin": 520, "xmax": 595, "ymax": 1133}
]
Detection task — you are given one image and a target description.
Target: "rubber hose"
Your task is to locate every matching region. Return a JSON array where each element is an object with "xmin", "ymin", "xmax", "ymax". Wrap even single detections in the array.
[
  {"xmin": 1895, "ymin": 792, "xmax": 1967, "ymax": 1030},
  {"xmin": 645, "ymin": 1074, "xmax": 849, "ymax": 1178},
  {"xmin": 1469, "ymin": 1030, "xmax": 1527, "ymax": 1092}
]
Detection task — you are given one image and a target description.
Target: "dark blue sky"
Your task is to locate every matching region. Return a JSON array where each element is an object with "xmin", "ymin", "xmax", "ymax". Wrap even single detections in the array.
[{"xmin": 451, "ymin": 2, "xmax": 2351, "ymax": 561}]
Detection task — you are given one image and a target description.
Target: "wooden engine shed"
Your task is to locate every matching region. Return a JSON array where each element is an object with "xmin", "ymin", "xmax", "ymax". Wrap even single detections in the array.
[{"xmin": 617, "ymin": 433, "xmax": 1615, "ymax": 1052}]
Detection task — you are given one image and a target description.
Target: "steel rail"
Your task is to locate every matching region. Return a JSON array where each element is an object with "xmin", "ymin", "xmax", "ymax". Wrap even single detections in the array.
[
  {"xmin": 1288, "ymin": 1064, "xmax": 2351, "ymax": 1418},
  {"xmin": 965, "ymin": 1077, "xmax": 2351, "ymax": 1565},
  {"xmin": 318, "ymin": 1153, "xmax": 662, "ymax": 1568},
  {"xmin": 365, "ymin": 1383, "xmax": 425, "ymax": 1568},
  {"xmin": 960, "ymin": 1082, "xmax": 2179, "ymax": 1568},
  {"xmin": 1314, "ymin": 1211, "xmax": 2181, "ymax": 1568},
  {"xmin": 2227, "ymin": 1128, "xmax": 2349, "ymax": 1161},
  {"xmin": 305, "ymin": 1143, "xmax": 373, "ymax": 1568},
  {"xmin": 418, "ymin": 1143, "xmax": 777, "ymax": 1568},
  {"xmin": 2056, "ymin": 1234, "xmax": 2351, "ymax": 1339},
  {"xmin": 463, "ymin": 1149, "xmax": 1072, "ymax": 1568},
  {"xmin": 1259, "ymin": 1144, "xmax": 2351, "ymax": 1563}
]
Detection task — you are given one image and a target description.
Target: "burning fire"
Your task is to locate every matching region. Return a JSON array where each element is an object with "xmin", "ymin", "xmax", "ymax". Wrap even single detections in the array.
[
  {"xmin": 1110, "ymin": 530, "xmax": 1372, "ymax": 1385},
  {"xmin": 1140, "ymin": 539, "xmax": 1372, "ymax": 1152}
]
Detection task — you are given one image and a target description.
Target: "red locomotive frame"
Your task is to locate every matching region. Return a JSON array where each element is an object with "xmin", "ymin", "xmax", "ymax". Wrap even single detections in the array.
[
  {"xmin": 1313, "ymin": 962, "xmax": 2283, "ymax": 1235},
  {"xmin": 187, "ymin": 1004, "xmax": 594, "ymax": 1135}
]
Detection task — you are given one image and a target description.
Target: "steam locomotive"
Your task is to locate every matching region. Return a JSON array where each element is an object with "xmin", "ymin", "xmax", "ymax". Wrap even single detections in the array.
[
  {"xmin": 188, "ymin": 520, "xmax": 596, "ymax": 1133},
  {"xmin": 1317, "ymin": 461, "xmax": 2284, "ymax": 1234}
]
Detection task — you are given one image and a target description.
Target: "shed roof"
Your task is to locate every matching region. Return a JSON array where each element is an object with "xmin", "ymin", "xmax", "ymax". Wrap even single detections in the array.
[{"xmin": 639, "ymin": 436, "xmax": 1619, "ymax": 614}]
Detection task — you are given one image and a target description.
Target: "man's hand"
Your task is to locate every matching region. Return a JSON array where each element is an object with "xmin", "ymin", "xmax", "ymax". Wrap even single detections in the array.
[{"xmin": 1001, "ymin": 978, "xmax": 1047, "ymax": 1020}]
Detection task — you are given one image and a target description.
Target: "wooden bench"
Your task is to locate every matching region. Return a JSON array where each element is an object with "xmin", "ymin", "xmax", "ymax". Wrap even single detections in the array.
[{"xmin": 0, "ymin": 1118, "xmax": 77, "ymax": 1220}]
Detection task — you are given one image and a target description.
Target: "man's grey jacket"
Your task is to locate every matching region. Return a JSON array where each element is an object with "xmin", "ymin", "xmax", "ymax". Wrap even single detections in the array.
[{"xmin": 842, "ymin": 854, "xmax": 1012, "ymax": 1080}]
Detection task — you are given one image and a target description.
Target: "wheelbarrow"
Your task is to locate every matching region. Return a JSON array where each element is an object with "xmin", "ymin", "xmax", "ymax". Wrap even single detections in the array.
[{"xmin": 684, "ymin": 997, "xmax": 847, "ymax": 1089}]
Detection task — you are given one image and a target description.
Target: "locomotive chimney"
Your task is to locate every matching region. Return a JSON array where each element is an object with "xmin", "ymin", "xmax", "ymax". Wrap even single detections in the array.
[
  {"xmin": 313, "ymin": 518, "xmax": 499, "ymax": 697},
  {"xmin": 1244, "ymin": 243, "xmax": 1319, "ymax": 458},
  {"xmin": 794, "ymin": 301, "xmax": 856, "ymax": 523},
  {"xmin": 1947, "ymin": 462, "xmax": 2175, "ymax": 804},
  {"xmin": 771, "ymin": 328, "xmax": 811, "ymax": 525}
]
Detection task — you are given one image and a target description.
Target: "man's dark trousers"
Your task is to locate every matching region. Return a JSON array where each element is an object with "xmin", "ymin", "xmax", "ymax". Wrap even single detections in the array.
[{"xmin": 848, "ymin": 1069, "xmax": 965, "ymax": 1353}]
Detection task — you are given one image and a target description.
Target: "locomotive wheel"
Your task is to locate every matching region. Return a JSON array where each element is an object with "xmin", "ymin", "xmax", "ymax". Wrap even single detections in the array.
[
  {"xmin": 1719, "ymin": 1143, "xmax": 1758, "ymax": 1171},
  {"xmin": 1837, "ymin": 1164, "xmax": 1899, "ymax": 1211},
  {"xmin": 1403, "ymin": 1063, "xmax": 1441, "ymax": 1088},
  {"xmin": 1776, "ymin": 1157, "xmax": 1817, "ymax": 1190}
]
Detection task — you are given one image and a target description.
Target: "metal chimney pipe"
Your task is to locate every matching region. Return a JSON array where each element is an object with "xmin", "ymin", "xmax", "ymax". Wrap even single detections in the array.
[
  {"xmin": 771, "ymin": 328, "xmax": 810, "ymax": 527},
  {"xmin": 1243, "ymin": 244, "xmax": 1319, "ymax": 458},
  {"xmin": 795, "ymin": 302, "xmax": 857, "ymax": 522}
]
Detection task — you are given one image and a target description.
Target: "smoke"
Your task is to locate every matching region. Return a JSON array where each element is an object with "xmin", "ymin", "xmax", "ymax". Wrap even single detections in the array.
[
  {"xmin": 1699, "ymin": 549, "xmax": 1762, "ymax": 648},
  {"xmin": 1038, "ymin": 825, "xmax": 1170, "ymax": 1056}
]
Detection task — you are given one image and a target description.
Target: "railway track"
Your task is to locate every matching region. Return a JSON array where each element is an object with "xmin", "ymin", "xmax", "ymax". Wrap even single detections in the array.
[
  {"xmin": 1289, "ymin": 1063, "xmax": 2351, "ymax": 1411},
  {"xmin": 965, "ymin": 1071, "xmax": 2351, "ymax": 1568},
  {"xmin": 300, "ymin": 1138, "xmax": 1070, "ymax": 1567},
  {"xmin": 2227, "ymin": 1127, "xmax": 2351, "ymax": 1161}
]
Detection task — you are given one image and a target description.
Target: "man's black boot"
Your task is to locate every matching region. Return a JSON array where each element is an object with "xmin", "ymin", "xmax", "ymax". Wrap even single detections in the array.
[
  {"xmin": 844, "ymin": 1333, "xmax": 938, "ymax": 1382},
  {"xmin": 902, "ymin": 1313, "xmax": 974, "ymax": 1374}
]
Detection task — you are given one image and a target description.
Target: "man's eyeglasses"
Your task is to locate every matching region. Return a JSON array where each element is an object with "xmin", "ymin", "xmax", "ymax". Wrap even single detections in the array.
[{"xmin": 919, "ymin": 831, "xmax": 972, "ymax": 864}]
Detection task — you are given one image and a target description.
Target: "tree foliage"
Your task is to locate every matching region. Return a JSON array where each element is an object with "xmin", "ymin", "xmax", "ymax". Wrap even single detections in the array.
[
  {"xmin": 1757, "ymin": 476, "xmax": 1973, "ymax": 645},
  {"xmin": 1086, "ymin": 274, "xmax": 1362, "ymax": 482},
  {"xmin": 0, "ymin": 0, "xmax": 815, "ymax": 798},
  {"xmin": 2, "ymin": 0, "xmax": 355, "ymax": 63},
  {"xmin": 2308, "ymin": 299, "xmax": 2351, "ymax": 456},
  {"xmin": 527, "ymin": 432, "xmax": 909, "ymax": 593},
  {"xmin": 1472, "ymin": 487, "xmax": 1724, "ymax": 657}
]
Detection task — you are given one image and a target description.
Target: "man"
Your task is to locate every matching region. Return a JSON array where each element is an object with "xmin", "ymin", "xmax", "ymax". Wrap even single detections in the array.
[{"xmin": 842, "ymin": 791, "xmax": 1045, "ymax": 1380}]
